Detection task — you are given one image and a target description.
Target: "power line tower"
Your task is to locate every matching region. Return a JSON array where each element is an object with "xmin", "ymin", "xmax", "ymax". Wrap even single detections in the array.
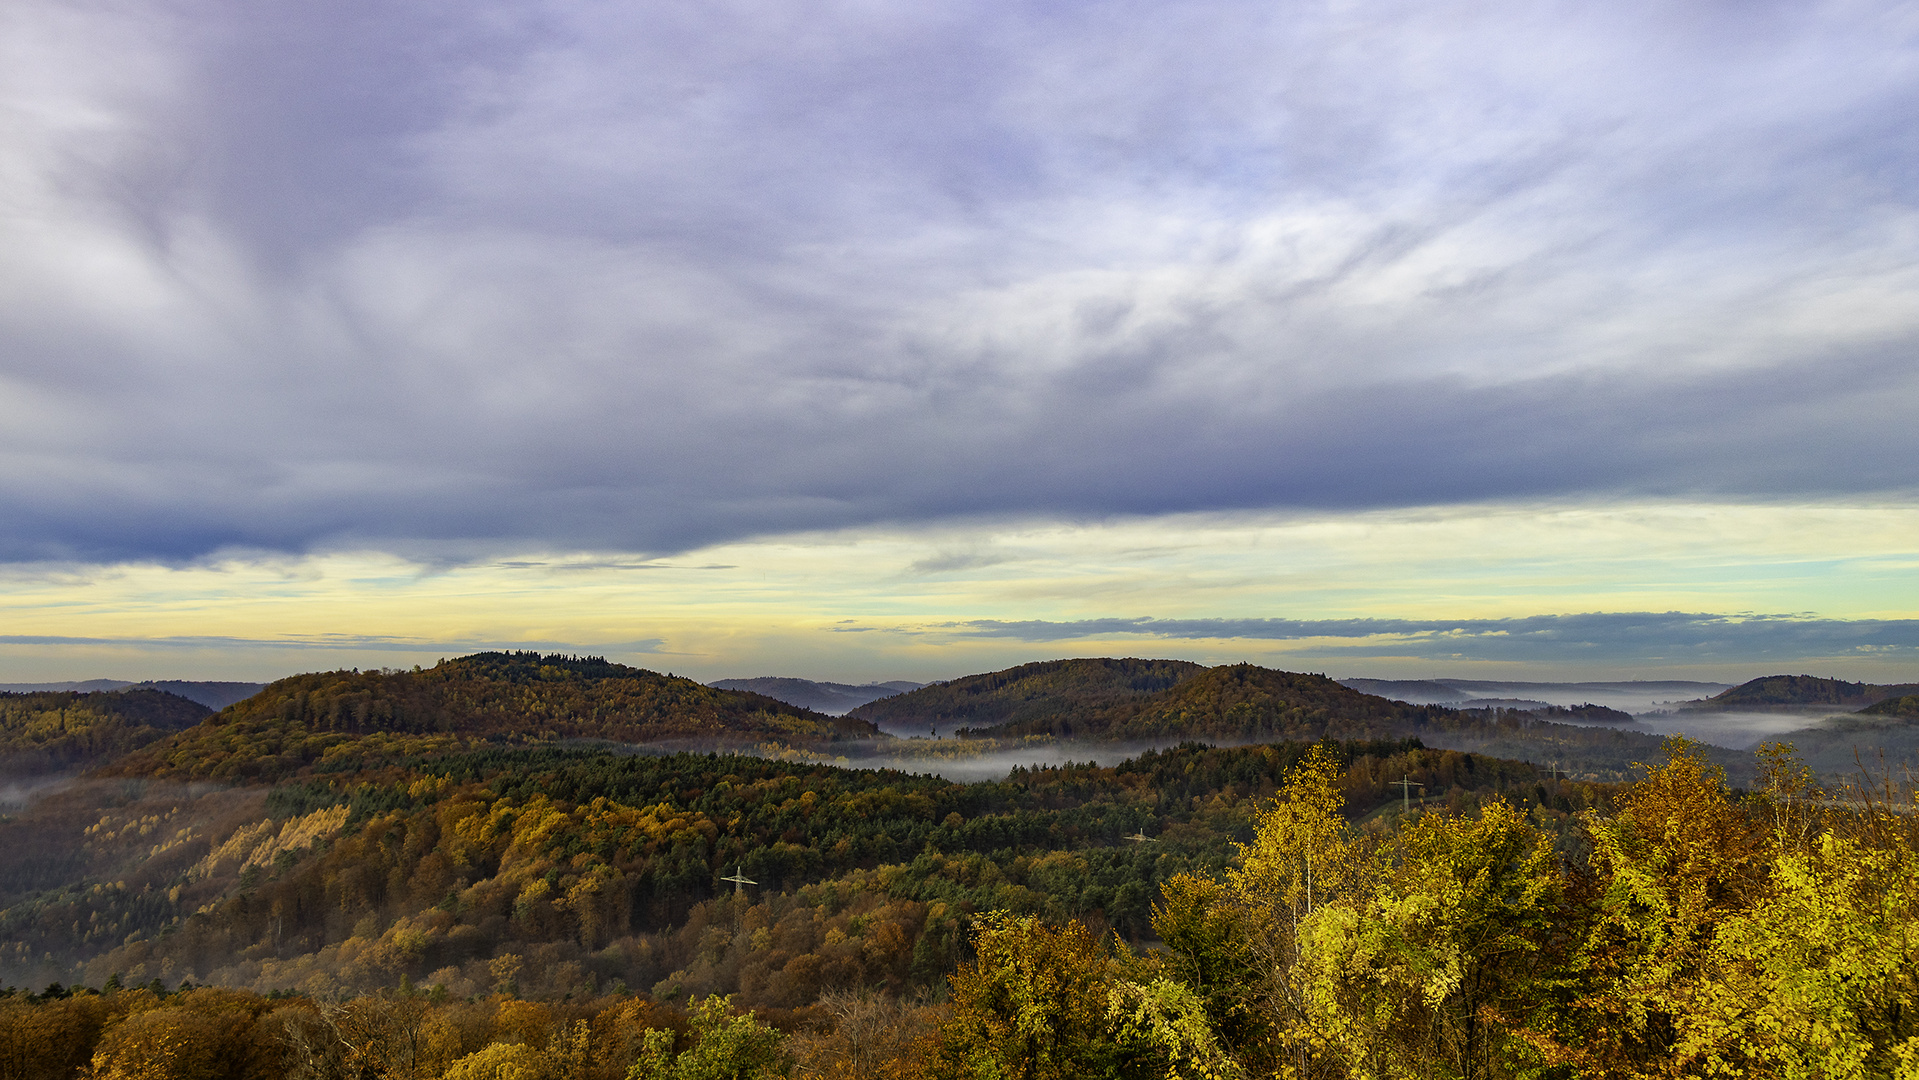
[
  {"xmin": 1392, "ymin": 775, "xmax": 1425, "ymax": 813},
  {"xmin": 721, "ymin": 867, "xmax": 757, "ymax": 896},
  {"xmin": 1124, "ymin": 831, "xmax": 1154, "ymax": 844}
]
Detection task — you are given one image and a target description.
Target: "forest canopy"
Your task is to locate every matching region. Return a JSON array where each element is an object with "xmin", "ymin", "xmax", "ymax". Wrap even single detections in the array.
[{"xmin": 2, "ymin": 654, "xmax": 1915, "ymax": 1078}]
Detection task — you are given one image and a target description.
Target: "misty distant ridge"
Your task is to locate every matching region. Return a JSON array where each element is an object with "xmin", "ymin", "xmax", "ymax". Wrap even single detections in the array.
[
  {"xmin": 1338, "ymin": 677, "xmax": 1732, "ymax": 713},
  {"xmin": 0, "ymin": 679, "xmax": 265, "ymax": 710},
  {"xmin": 708, "ymin": 676, "xmax": 924, "ymax": 715}
]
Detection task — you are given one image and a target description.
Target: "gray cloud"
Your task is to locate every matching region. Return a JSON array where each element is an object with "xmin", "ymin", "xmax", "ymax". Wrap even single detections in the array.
[
  {"xmin": 2, "ymin": 0, "xmax": 1917, "ymax": 562},
  {"xmin": 0, "ymin": 633, "xmax": 664, "ymax": 654},
  {"xmin": 959, "ymin": 613, "xmax": 1919, "ymax": 663}
]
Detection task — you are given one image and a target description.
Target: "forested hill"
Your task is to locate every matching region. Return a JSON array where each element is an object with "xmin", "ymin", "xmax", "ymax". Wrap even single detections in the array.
[
  {"xmin": 914, "ymin": 662, "xmax": 1710, "ymax": 778},
  {"xmin": 102, "ymin": 652, "xmax": 880, "ymax": 783},
  {"xmin": 1860, "ymin": 694, "xmax": 1919, "ymax": 719},
  {"xmin": 849, "ymin": 657, "xmax": 1206, "ymax": 734},
  {"xmin": 0, "ymin": 688, "xmax": 211, "ymax": 776},
  {"xmin": 1685, "ymin": 674, "xmax": 1919, "ymax": 711},
  {"xmin": 970, "ymin": 663, "xmax": 1415, "ymax": 741}
]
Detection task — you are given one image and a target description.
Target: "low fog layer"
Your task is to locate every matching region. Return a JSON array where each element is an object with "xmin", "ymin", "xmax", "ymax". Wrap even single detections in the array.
[
  {"xmin": 1340, "ymin": 678, "xmax": 1732, "ymax": 713},
  {"xmin": 1629, "ymin": 711, "xmax": 1845, "ymax": 752}
]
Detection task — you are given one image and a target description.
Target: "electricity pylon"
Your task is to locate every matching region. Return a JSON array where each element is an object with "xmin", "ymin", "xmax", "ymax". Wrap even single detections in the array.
[{"xmin": 1392, "ymin": 775, "xmax": 1425, "ymax": 813}]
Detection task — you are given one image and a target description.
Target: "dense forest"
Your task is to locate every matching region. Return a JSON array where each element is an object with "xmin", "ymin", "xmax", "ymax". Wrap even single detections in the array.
[
  {"xmin": 849, "ymin": 658, "xmax": 1206, "ymax": 735},
  {"xmin": 956, "ymin": 666, "xmax": 1406, "ymax": 742},
  {"xmin": 1684, "ymin": 675, "xmax": 1919, "ymax": 711},
  {"xmin": 1, "ymin": 737, "xmax": 1911, "ymax": 1078},
  {"xmin": 877, "ymin": 663, "xmax": 1702, "ymax": 781},
  {"xmin": 2, "ymin": 653, "xmax": 1915, "ymax": 1078},
  {"xmin": 100, "ymin": 654, "xmax": 878, "ymax": 784},
  {"xmin": 1863, "ymin": 694, "xmax": 1919, "ymax": 719},
  {"xmin": 0, "ymin": 689, "xmax": 210, "ymax": 778}
]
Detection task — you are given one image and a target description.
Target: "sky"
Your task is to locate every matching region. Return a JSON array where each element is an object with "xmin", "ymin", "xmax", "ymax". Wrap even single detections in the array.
[{"xmin": 2, "ymin": 0, "xmax": 1917, "ymax": 685}]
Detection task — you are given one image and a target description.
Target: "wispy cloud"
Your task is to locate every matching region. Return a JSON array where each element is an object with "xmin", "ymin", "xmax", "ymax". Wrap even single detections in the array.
[
  {"xmin": 0, "ymin": 0, "xmax": 1915, "ymax": 562},
  {"xmin": 959, "ymin": 613, "xmax": 1919, "ymax": 663},
  {"xmin": 0, "ymin": 634, "xmax": 664, "ymax": 654}
]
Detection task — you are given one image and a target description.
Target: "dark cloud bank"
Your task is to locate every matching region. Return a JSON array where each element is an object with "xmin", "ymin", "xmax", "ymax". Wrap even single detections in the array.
[{"xmin": 2, "ymin": 0, "xmax": 1917, "ymax": 562}]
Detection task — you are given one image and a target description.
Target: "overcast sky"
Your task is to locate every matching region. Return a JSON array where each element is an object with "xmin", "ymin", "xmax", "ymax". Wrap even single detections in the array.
[{"xmin": 2, "ymin": 0, "xmax": 1916, "ymax": 681}]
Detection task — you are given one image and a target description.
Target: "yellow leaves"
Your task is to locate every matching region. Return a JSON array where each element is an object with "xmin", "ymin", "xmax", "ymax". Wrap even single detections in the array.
[
  {"xmin": 444, "ymin": 1040, "xmax": 557, "ymax": 1080},
  {"xmin": 1230, "ymin": 743, "xmax": 1360, "ymax": 926},
  {"xmin": 1107, "ymin": 976, "xmax": 1246, "ymax": 1080},
  {"xmin": 447, "ymin": 798, "xmax": 514, "ymax": 866},
  {"xmin": 509, "ymin": 796, "xmax": 573, "ymax": 853},
  {"xmin": 1283, "ymin": 796, "xmax": 1566, "ymax": 1080},
  {"xmin": 1582, "ymin": 736, "xmax": 1774, "ymax": 1059},
  {"xmin": 1682, "ymin": 832, "xmax": 1919, "ymax": 1079},
  {"xmin": 490, "ymin": 954, "xmax": 524, "ymax": 995},
  {"xmin": 188, "ymin": 805, "xmax": 351, "ymax": 880},
  {"xmin": 516, "ymin": 878, "xmax": 554, "ymax": 916}
]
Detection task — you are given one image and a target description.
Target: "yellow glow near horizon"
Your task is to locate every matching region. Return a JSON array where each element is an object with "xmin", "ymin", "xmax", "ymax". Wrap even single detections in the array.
[{"xmin": 2, "ymin": 500, "xmax": 1917, "ymax": 684}]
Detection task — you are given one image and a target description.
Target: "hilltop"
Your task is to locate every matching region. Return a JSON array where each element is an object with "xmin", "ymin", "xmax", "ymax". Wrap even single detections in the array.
[
  {"xmin": 860, "ymin": 659, "xmax": 1696, "ymax": 779},
  {"xmin": 0, "ymin": 680, "xmax": 265, "ymax": 710},
  {"xmin": 1680, "ymin": 674, "xmax": 1919, "ymax": 712},
  {"xmin": 104, "ymin": 651, "xmax": 880, "ymax": 783},
  {"xmin": 972, "ymin": 664, "xmax": 1413, "ymax": 742},
  {"xmin": 709, "ymin": 677, "xmax": 922, "ymax": 715},
  {"xmin": 850, "ymin": 657, "xmax": 1205, "ymax": 735}
]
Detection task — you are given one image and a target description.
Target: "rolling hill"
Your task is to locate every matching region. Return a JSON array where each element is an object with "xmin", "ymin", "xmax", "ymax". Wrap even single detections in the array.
[
  {"xmin": 709, "ymin": 677, "xmax": 922, "ymax": 715},
  {"xmin": 873, "ymin": 659, "xmax": 1738, "ymax": 780},
  {"xmin": 1860, "ymin": 694, "xmax": 1919, "ymax": 719},
  {"xmin": 849, "ymin": 657, "xmax": 1206, "ymax": 735},
  {"xmin": 971, "ymin": 664, "xmax": 1414, "ymax": 742},
  {"xmin": 1680, "ymin": 675, "xmax": 1919, "ymax": 712},
  {"xmin": 0, "ymin": 688, "xmax": 212, "ymax": 777},
  {"xmin": 0, "ymin": 680, "xmax": 266, "ymax": 710},
  {"xmin": 104, "ymin": 651, "xmax": 881, "ymax": 783}
]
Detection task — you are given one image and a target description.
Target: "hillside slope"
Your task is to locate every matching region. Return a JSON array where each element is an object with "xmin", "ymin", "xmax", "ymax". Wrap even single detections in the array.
[
  {"xmin": 1859, "ymin": 694, "xmax": 1919, "ymax": 719},
  {"xmin": 0, "ymin": 737, "xmax": 1562, "ymax": 1001},
  {"xmin": 850, "ymin": 658, "xmax": 1205, "ymax": 734},
  {"xmin": 975, "ymin": 663, "xmax": 1414, "ymax": 741},
  {"xmin": 0, "ymin": 688, "xmax": 211, "ymax": 776},
  {"xmin": 1683, "ymin": 674, "xmax": 1919, "ymax": 712},
  {"xmin": 924, "ymin": 662, "xmax": 1727, "ymax": 779},
  {"xmin": 106, "ymin": 652, "xmax": 880, "ymax": 783}
]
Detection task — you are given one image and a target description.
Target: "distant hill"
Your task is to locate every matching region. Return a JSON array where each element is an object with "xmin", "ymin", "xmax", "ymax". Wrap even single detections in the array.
[
  {"xmin": 709, "ymin": 677, "xmax": 922, "ymax": 715},
  {"xmin": 1338, "ymin": 679, "xmax": 1470, "ymax": 703},
  {"xmin": 131, "ymin": 680, "xmax": 265, "ymax": 710},
  {"xmin": 0, "ymin": 679, "xmax": 139, "ymax": 694},
  {"xmin": 107, "ymin": 652, "xmax": 881, "ymax": 783},
  {"xmin": 0, "ymin": 680, "xmax": 266, "ymax": 709},
  {"xmin": 1340, "ymin": 678, "xmax": 1730, "ymax": 711},
  {"xmin": 1859, "ymin": 694, "xmax": 1919, "ymax": 719},
  {"xmin": 1681, "ymin": 675, "xmax": 1919, "ymax": 712},
  {"xmin": 849, "ymin": 657, "xmax": 1206, "ymax": 735},
  {"xmin": 1552, "ymin": 703, "xmax": 1636, "ymax": 724},
  {"xmin": 0, "ymin": 688, "xmax": 211, "ymax": 776},
  {"xmin": 969, "ymin": 664, "xmax": 1409, "ymax": 741},
  {"xmin": 850, "ymin": 659, "xmax": 1744, "ymax": 779}
]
